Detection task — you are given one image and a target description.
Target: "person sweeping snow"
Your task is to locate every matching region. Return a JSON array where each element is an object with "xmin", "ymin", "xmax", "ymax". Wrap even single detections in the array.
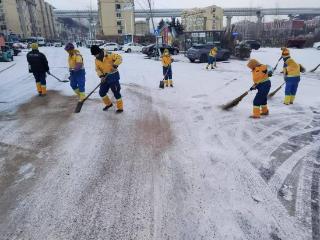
[
  {"xmin": 90, "ymin": 45, "xmax": 123, "ymax": 113},
  {"xmin": 281, "ymin": 47, "xmax": 305, "ymax": 105},
  {"xmin": 161, "ymin": 49, "xmax": 174, "ymax": 88},
  {"xmin": 247, "ymin": 59, "xmax": 273, "ymax": 119},
  {"xmin": 26, "ymin": 43, "xmax": 50, "ymax": 96},
  {"xmin": 65, "ymin": 42, "xmax": 86, "ymax": 102},
  {"xmin": 206, "ymin": 46, "xmax": 218, "ymax": 70}
]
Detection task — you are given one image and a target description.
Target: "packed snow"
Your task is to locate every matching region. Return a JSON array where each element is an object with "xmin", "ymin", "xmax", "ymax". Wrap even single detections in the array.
[{"xmin": 0, "ymin": 46, "xmax": 319, "ymax": 240}]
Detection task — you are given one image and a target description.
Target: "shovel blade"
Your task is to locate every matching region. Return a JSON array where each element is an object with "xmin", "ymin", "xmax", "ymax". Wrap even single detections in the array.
[
  {"xmin": 74, "ymin": 101, "xmax": 84, "ymax": 113},
  {"xmin": 159, "ymin": 80, "xmax": 164, "ymax": 89}
]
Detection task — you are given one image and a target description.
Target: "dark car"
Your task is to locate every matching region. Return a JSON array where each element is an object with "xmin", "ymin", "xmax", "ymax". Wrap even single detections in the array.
[
  {"xmin": 186, "ymin": 44, "xmax": 230, "ymax": 63},
  {"xmin": 243, "ymin": 40, "xmax": 261, "ymax": 50},
  {"xmin": 142, "ymin": 44, "xmax": 179, "ymax": 57},
  {"xmin": 5, "ymin": 42, "xmax": 21, "ymax": 56}
]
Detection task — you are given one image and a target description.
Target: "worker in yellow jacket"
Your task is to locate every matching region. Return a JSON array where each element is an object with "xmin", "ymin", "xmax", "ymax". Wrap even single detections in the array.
[
  {"xmin": 90, "ymin": 45, "xmax": 123, "ymax": 113},
  {"xmin": 65, "ymin": 42, "xmax": 86, "ymax": 101},
  {"xmin": 206, "ymin": 47, "xmax": 218, "ymax": 69},
  {"xmin": 283, "ymin": 57, "xmax": 304, "ymax": 105},
  {"xmin": 161, "ymin": 49, "xmax": 173, "ymax": 87},
  {"xmin": 247, "ymin": 59, "xmax": 273, "ymax": 118}
]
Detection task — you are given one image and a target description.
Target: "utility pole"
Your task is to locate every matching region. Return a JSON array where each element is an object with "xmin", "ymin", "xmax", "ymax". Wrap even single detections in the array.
[{"xmin": 147, "ymin": 0, "xmax": 159, "ymax": 59}]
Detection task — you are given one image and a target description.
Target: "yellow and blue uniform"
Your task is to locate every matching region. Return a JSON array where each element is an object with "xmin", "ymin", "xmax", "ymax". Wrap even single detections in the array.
[
  {"xmin": 207, "ymin": 47, "xmax": 218, "ymax": 69},
  {"xmin": 95, "ymin": 51, "xmax": 123, "ymax": 111},
  {"xmin": 161, "ymin": 50, "xmax": 173, "ymax": 87},
  {"xmin": 283, "ymin": 58, "xmax": 302, "ymax": 105},
  {"xmin": 68, "ymin": 49, "xmax": 86, "ymax": 101},
  {"xmin": 247, "ymin": 59, "xmax": 272, "ymax": 118}
]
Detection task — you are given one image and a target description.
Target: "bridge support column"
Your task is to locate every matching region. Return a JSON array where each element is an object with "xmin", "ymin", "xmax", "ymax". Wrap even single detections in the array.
[
  {"xmin": 256, "ymin": 11, "xmax": 263, "ymax": 39},
  {"xmin": 226, "ymin": 16, "xmax": 233, "ymax": 30}
]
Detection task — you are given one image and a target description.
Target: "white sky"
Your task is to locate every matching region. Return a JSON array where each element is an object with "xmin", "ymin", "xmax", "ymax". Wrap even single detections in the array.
[{"xmin": 46, "ymin": 0, "xmax": 320, "ymax": 10}]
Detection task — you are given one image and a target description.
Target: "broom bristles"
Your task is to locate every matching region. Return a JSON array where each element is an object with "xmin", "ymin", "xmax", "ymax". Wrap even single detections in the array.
[{"xmin": 221, "ymin": 92, "xmax": 249, "ymax": 110}]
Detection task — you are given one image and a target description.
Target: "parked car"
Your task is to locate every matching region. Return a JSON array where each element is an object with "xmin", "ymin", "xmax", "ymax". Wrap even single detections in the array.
[
  {"xmin": 101, "ymin": 42, "xmax": 120, "ymax": 51},
  {"xmin": 0, "ymin": 46, "xmax": 14, "ymax": 62},
  {"xmin": 186, "ymin": 44, "xmax": 230, "ymax": 63},
  {"xmin": 54, "ymin": 42, "xmax": 62, "ymax": 47},
  {"xmin": 122, "ymin": 42, "xmax": 143, "ymax": 53},
  {"xmin": 5, "ymin": 42, "xmax": 21, "ymax": 56},
  {"xmin": 243, "ymin": 40, "xmax": 261, "ymax": 50},
  {"xmin": 142, "ymin": 44, "xmax": 179, "ymax": 57},
  {"xmin": 313, "ymin": 42, "xmax": 320, "ymax": 50},
  {"xmin": 286, "ymin": 38, "xmax": 306, "ymax": 48}
]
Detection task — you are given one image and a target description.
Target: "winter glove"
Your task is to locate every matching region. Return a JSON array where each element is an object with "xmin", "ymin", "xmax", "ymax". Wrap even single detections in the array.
[
  {"xmin": 113, "ymin": 65, "xmax": 118, "ymax": 69},
  {"xmin": 250, "ymin": 86, "xmax": 257, "ymax": 91},
  {"xmin": 47, "ymin": 71, "xmax": 51, "ymax": 75},
  {"xmin": 68, "ymin": 75, "xmax": 72, "ymax": 81}
]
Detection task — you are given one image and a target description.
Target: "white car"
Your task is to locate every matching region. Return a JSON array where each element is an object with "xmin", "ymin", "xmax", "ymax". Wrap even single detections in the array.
[
  {"xmin": 313, "ymin": 42, "xmax": 320, "ymax": 50},
  {"xmin": 54, "ymin": 42, "xmax": 62, "ymax": 47},
  {"xmin": 122, "ymin": 43, "xmax": 143, "ymax": 53},
  {"xmin": 101, "ymin": 42, "xmax": 120, "ymax": 51}
]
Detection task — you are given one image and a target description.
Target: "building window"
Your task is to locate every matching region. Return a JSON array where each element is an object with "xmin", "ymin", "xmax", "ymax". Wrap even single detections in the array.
[
  {"xmin": 117, "ymin": 21, "xmax": 121, "ymax": 26},
  {"xmin": 115, "ymin": 4, "xmax": 121, "ymax": 10},
  {"xmin": 118, "ymin": 29, "xmax": 122, "ymax": 34},
  {"xmin": 116, "ymin": 12, "xmax": 121, "ymax": 18}
]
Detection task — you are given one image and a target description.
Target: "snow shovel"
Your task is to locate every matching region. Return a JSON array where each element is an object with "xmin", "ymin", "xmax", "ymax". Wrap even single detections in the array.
[
  {"xmin": 273, "ymin": 57, "xmax": 282, "ymax": 71},
  {"xmin": 48, "ymin": 73, "xmax": 69, "ymax": 83},
  {"xmin": 310, "ymin": 64, "xmax": 320, "ymax": 73},
  {"xmin": 159, "ymin": 65, "xmax": 171, "ymax": 89},
  {"xmin": 74, "ymin": 81, "xmax": 102, "ymax": 113},
  {"xmin": 268, "ymin": 82, "xmax": 286, "ymax": 99},
  {"xmin": 221, "ymin": 86, "xmax": 254, "ymax": 110}
]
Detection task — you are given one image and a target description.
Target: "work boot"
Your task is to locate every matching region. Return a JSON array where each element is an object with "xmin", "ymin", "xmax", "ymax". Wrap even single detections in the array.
[
  {"xmin": 211, "ymin": 64, "xmax": 214, "ymax": 69},
  {"xmin": 261, "ymin": 105, "xmax": 269, "ymax": 116},
  {"xmin": 169, "ymin": 79, "xmax": 173, "ymax": 87},
  {"xmin": 284, "ymin": 95, "xmax": 291, "ymax": 105},
  {"xmin": 103, "ymin": 103, "xmax": 113, "ymax": 111},
  {"xmin": 41, "ymin": 85, "xmax": 47, "ymax": 96},
  {"xmin": 164, "ymin": 80, "xmax": 169, "ymax": 87},
  {"xmin": 206, "ymin": 65, "xmax": 209, "ymax": 69},
  {"xmin": 290, "ymin": 95, "xmax": 295, "ymax": 104},
  {"xmin": 116, "ymin": 99, "xmax": 123, "ymax": 113},
  {"xmin": 250, "ymin": 107, "xmax": 261, "ymax": 119},
  {"xmin": 74, "ymin": 88, "xmax": 80, "ymax": 96},
  {"xmin": 102, "ymin": 96, "xmax": 113, "ymax": 111},
  {"xmin": 36, "ymin": 83, "xmax": 42, "ymax": 95},
  {"xmin": 79, "ymin": 92, "xmax": 86, "ymax": 102}
]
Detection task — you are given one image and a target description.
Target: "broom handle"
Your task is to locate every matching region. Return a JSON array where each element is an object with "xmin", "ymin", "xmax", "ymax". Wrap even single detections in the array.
[
  {"xmin": 81, "ymin": 71, "xmax": 116, "ymax": 102},
  {"xmin": 49, "ymin": 73, "xmax": 64, "ymax": 82},
  {"xmin": 273, "ymin": 57, "xmax": 282, "ymax": 71}
]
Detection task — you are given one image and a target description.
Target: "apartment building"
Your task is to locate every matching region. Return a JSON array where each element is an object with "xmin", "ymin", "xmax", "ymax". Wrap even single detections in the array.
[
  {"xmin": 181, "ymin": 5, "xmax": 224, "ymax": 32},
  {"xmin": 98, "ymin": 0, "xmax": 135, "ymax": 36},
  {"xmin": 0, "ymin": 0, "xmax": 22, "ymax": 35},
  {"xmin": 0, "ymin": 0, "xmax": 56, "ymax": 39}
]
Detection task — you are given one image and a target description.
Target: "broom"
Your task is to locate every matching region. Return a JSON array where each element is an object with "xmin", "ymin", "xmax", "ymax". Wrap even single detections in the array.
[
  {"xmin": 74, "ymin": 73, "xmax": 113, "ymax": 113},
  {"xmin": 48, "ymin": 73, "xmax": 69, "ymax": 83},
  {"xmin": 310, "ymin": 64, "xmax": 320, "ymax": 73},
  {"xmin": 221, "ymin": 86, "xmax": 254, "ymax": 110},
  {"xmin": 268, "ymin": 82, "xmax": 286, "ymax": 99}
]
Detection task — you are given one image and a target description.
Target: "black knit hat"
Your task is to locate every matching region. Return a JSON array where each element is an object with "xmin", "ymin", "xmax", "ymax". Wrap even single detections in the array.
[{"xmin": 90, "ymin": 45, "xmax": 102, "ymax": 55}]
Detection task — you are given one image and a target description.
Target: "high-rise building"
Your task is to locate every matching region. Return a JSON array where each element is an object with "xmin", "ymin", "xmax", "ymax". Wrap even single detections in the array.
[
  {"xmin": 181, "ymin": 5, "xmax": 224, "ymax": 32},
  {"xmin": 0, "ymin": 0, "xmax": 56, "ymax": 39},
  {"xmin": 98, "ymin": 0, "xmax": 135, "ymax": 36},
  {"xmin": 0, "ymin": 0, "xmax": 23, "ymax": 35}
]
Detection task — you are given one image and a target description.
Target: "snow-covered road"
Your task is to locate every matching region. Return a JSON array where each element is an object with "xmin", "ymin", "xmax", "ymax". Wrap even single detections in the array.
[{"xmin": 0, "ymin": 47, "xmax": 319, "ymax": 239}]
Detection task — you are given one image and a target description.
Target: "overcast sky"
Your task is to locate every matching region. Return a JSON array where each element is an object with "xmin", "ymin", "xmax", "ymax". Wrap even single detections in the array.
[{"xmin": 46, "ymin": 0, "xmax": 320, "ymax": 10}]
